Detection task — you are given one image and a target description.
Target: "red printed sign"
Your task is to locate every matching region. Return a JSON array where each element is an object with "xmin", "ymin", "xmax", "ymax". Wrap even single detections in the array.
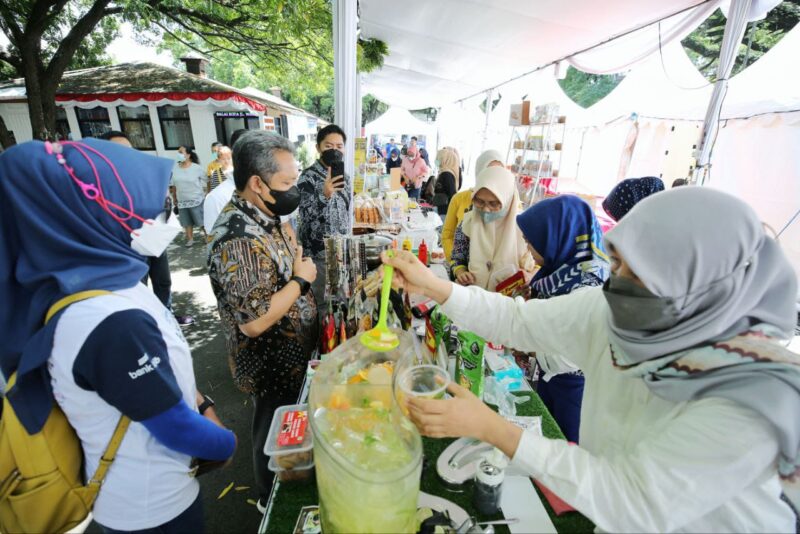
[{"xmin": 277, "ymin": 410, "xmax": 308, "ymax": 447}]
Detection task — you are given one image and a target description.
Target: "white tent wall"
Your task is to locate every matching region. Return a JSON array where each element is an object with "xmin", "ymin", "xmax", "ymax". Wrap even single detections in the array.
[
  {"xmin": 436, "ymin": 100, "xmax": 486, "ymax": 188},
  {"xmin": 706, "ymin": 113, "xmax": 800, "ymax": 278}
]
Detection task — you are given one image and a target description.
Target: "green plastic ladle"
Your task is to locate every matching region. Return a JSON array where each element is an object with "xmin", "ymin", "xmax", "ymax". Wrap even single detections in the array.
[{"xmin": 360, "ymin": 252, "xmax": 400, "ymax": 352}]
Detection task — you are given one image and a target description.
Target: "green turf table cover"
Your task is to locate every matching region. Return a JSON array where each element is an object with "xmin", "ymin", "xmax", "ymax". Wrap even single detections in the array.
[{"xmin": 261, "ymin": 391, "xmax": 595, "ymax": 533}]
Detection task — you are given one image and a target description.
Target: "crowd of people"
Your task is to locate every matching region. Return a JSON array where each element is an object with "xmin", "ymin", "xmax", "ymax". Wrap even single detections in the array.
[{"xmin": 1, "ymin": 120, "xmax": 798, "ymax": 534}]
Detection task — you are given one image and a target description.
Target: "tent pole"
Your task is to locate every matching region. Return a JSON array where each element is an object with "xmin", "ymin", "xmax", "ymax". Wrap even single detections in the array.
[
  {"xmin": 692, "ymin": 0, "xmax": 753, "ymax": 185},
  {"xmin": 481, "ymin": 89, "xmax": 493, "ymax": 153},
  {"xmin": 333, "ymin": 0, "xmax": 359, "ymax": 178},
  {"xmin": 333, "ymin": 0, "xmax": 359, "ymax": 232}
]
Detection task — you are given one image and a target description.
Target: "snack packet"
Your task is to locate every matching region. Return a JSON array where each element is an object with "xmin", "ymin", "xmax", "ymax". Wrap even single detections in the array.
[
  {"xmin": 424, "ymin": 305, "xmax": 452, "ymax": 356},
  {"xmin": 453, "ymin": 330, "xmax": 486, "ymax": 397}
]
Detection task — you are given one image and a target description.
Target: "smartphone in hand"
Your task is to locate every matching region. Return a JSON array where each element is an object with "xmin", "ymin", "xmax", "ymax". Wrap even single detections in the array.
[{"xmin": 331, "ymin": 161, "xmax": 345, "ymax": 187}]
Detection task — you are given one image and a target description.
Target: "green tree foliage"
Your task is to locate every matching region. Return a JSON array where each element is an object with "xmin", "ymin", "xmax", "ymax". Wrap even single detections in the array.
[
  {"xmin": 681, "ymin": 1, "xmax": 800, "ymax": 79},
  {"xmin": 163, "ymin": 33, "xmax": 389, "ymax": 124},
  {"xmin": 0, "ymin": 0, "xmax": 334, "ymax": 139},
  {"xmin": 558, "ymin": 68, "xmax": 625, "ymax": 108},
  {"xmin": 557, "ymin": 0, "xmax": 798, "ymax": 108},
  {"xmin": 361, "ymin": 94, "xmax": 387, "ymax": 126}
]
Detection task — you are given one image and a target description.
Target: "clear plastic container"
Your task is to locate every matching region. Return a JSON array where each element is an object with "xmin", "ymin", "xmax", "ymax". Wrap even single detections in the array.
[
  {"xmin": 310, "ymin": 329, "xmax": 423, "ymax": 533},
  {"xmin": 268, "ymin": 455, "xmax": 315, "ymax": 482},
  {"xmin": 264, "ymin": 403, "xmax": 313, "ymax": 458}
]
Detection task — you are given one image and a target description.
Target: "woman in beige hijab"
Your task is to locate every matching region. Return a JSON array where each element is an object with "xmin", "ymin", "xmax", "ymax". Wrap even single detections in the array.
[
  {"xmin": 450, "ymin": 166, "xmax": 533, "ymax": 290},
  {"xmin": 432, "ymin": 148, "xmax": 461, "ymax": 215},
  {"xmin": 441, "ymin": 149, "xmax": 504, "ymax": 261}
]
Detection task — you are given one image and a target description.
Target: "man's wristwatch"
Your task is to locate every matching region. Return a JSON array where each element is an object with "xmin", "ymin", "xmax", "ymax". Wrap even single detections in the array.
[
  {"xmin": 291, "ymin": 276, "xmax": 311, "ymax": 296},
  {"xmin": 198, "ymin": 394, "xmax": 215, "ymax": 415}
]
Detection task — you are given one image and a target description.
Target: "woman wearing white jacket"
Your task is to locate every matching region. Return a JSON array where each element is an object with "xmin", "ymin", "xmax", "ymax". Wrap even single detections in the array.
[{"xmin": 384, "ymin": 186, "xmax": 800, "ymax": 533}]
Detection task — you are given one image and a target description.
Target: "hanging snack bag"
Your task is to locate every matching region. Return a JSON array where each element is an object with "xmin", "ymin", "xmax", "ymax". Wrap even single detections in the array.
[
  {"xmin": 453, "ymin": 331, "xmax": 486, "ymax": 397},
  {"xmin": 424, "ymin": 305, "xmax": 452, "ymax": 356}
]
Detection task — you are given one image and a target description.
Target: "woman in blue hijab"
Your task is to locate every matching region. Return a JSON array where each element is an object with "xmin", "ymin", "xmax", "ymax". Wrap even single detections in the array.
[
  {"xmin": 515, "ymin": 195, "xmax": 610, "ymax": 442},
  {"xmin": 0, "ymin": 140, "xmax": 235, "ymax": 532}
]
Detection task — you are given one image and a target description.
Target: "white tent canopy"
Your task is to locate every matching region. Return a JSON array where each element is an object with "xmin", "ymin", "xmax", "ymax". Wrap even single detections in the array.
[
  {"xmin": 364, "ymin": 106, "xmax": 439, "ymax": 152},
  {"xmin": 360, "ymin": 0, "xmax": 725, "ymax": 109}
]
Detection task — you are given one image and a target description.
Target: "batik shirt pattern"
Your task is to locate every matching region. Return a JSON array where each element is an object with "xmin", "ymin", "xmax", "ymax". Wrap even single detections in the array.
[
  {"xmin": 297, "ymin": 160, "xmax": 351, "ymax": 259},
  {"xmin": 208, "ymin": 192, "xmax": 318, "ymax": 397}
]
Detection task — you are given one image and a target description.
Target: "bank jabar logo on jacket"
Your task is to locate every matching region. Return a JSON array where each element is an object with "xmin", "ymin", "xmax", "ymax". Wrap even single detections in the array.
[{"xmin": 129, "ymin": 353, "xmax": 162, "ymax": 380}]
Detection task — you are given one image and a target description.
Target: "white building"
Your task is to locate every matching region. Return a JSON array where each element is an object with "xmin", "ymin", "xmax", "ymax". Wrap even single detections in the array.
[{"xmin": 0, "ymin": 57, "xmax": 324, "ymax": 165}]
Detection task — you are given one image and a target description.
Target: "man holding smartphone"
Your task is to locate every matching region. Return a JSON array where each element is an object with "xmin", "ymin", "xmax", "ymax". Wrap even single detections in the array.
[{"xmin": 297, "ymin": 124, "xmax": 351, "ymax": 309}]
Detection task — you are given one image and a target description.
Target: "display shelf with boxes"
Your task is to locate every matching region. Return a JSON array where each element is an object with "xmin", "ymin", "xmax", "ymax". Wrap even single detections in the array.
[{"xmin": 506, "ymin": 102, "xmax": 566, "ymax": 207}]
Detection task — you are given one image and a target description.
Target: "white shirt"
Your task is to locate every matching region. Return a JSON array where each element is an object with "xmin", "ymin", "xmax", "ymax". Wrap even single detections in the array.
[
  {"xmin": 442, "ymin": 284, "xmax": 795, "ymax": 533},
  {"xmin": 203, "ymin": 178, "xmax": 297, "ymax": 235},
  {"xmin": 203, "ymin": 177, "xmax": 235, "ymax": 234},
  {"xmin": 48, "ymin": 284, "xmax": 199, "ymax": 531}
]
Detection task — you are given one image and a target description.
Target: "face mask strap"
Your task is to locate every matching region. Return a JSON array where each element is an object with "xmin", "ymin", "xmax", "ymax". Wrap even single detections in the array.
[{"xmin": 45, "ymin": 140, "xmax": 148, "ymax": 235}]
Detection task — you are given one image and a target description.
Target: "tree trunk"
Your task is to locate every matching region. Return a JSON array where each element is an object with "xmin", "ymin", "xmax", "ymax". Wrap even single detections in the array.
[
  {"xmin": 0, "ymin": 116, "xmax": 15, "ymax": 149},
  {"xmin": 18, "ymin": 39, "xmax": 51, "ymax": 141}
]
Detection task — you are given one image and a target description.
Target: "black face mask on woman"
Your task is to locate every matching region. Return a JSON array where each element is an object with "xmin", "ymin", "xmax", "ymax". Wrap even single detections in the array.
[
  {"xmin": 260, "ymin": 180, "xmax": 301, "ymax": 217},
  {"xmin": 320, "ymin": 149, "xmax": 343, "ymax": 167},
  {"xmin": 602, "ymin": 274, "xmax": 683, "ymax": 331}
]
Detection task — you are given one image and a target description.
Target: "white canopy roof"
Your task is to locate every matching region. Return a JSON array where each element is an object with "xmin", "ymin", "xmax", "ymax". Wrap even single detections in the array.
[
  {"xmin": 360, "ymin": 0, "xmax": 723, "ymax": 108},
  {"xmin": 364, "ymin": 106, "xmax": 431, "ymax": 135}
]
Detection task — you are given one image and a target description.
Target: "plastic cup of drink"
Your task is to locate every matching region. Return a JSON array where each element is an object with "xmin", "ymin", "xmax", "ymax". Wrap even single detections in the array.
[{"xmin": 398, "ymin": 364, "xmax": 449, "ymax": 401}]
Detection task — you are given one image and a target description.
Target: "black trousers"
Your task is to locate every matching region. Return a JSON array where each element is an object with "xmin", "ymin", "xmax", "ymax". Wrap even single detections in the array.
[
  {"xmin": 252, "ymin": 389, "xmax": 299, "ymax": 501},
  {"xmin": 142, "ymin": 251, "xmax": 173, "ymax": 309}
]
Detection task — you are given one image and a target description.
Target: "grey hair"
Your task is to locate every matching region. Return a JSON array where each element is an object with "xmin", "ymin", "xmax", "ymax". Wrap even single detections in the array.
[{"xmin": 232, "ymin": 130, "xmax": 295, "ymax": 191}]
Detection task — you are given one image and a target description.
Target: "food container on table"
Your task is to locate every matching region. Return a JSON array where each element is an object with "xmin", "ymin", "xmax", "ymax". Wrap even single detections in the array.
[
  {"xmin": 268, "ymin": 455, "xmax": 315, "ymax": 482},
  {"xmin": 310, "ymin": 330, "xmax": 423, "ymax": 533},
  {"xmin": 264, "ymin": 404, "xmax": 315, "ymax": 481}
]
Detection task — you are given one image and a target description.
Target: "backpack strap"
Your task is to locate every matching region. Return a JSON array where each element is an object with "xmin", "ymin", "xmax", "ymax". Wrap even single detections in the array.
[
  {"xmin": 44, "ymin": 289, "xmax": 132, "ymax": 506},
  {"xmin": 44, "ymin": 290, "xmax": 115, "ymax": 325},
  {"xmin": 83, "ymin": 416, "xmax": 131, "ymax": 505}
]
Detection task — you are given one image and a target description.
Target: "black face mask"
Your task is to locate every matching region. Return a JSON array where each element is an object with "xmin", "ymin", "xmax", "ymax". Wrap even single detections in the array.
[
  {"xmin": 602, "ymin": 274, "xmax": 683, "ymax": 331},
  {"xmin": 320, "ymin": 149, "xmax": 343, "ymax": 167},
  {"xmin": 260, "ymin": 181, "xmax": 301, "ymax": 217}
]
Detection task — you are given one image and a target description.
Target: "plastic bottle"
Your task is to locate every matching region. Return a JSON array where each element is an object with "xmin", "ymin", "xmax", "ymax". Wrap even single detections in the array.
[
  {"xmin": 418, "ymin": 240, "xmax": 428, "ymax": 266},
  {"xmin": 402, "ymin": 235, "xmax": 413, "ymax": 252},
  {"xmin": 390, "ymin": 195, "xmax": 402, "ymax": 222},
  {"xmin": 473, "ymin": 448, "xmax": 507, "ymax": 515}
]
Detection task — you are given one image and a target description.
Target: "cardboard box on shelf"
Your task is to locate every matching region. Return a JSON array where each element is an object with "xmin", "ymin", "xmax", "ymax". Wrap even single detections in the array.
[{"xmin": 509, "ymin": 101, "xmax": 531, "ymax": 126}]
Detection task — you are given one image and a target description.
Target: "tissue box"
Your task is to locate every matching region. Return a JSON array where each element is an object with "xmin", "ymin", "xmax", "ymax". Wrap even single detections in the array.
[{"xmin": 485, "ymin": 349, "xmax": 524, "ymax": 391}]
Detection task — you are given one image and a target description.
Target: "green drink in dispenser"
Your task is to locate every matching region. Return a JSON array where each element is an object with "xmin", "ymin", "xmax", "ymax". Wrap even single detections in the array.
[{"xmin": 309, "ymin": 329, "xmax": 423, "ymax": 533}]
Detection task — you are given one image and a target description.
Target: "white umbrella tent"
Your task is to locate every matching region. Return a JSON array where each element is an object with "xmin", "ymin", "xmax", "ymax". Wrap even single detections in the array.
[{"xmin": 364, "ymin": 107, "xmax": 439, "ymax": 157}]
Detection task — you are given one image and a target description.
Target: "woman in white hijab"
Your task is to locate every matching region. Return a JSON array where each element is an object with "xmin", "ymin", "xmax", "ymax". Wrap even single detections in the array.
[
  {"xmin": 384, "ymin": 186, "xmax": 800, "ymax": 533},
  {"xmin": 449, "ymin": 166, "xmax": 533, "ymax": 290}
]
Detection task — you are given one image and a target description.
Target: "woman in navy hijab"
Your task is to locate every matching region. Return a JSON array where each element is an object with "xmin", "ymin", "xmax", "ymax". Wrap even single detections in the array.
[
  {"xmin": 0, "ymin": 140, "xmax": 235, "ymax": 533},
  {"xmin": 515, "ymin": 195, "xmax": 610, "ymax": 442}
]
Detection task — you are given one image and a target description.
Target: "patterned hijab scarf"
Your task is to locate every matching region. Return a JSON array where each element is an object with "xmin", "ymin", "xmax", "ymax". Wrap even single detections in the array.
[
  {"xmin": 517, "ymin": 195, "xmax": 609, "ymax": 299},
  {"xmin": 602, "ymin": 176, "xmax": 664, "ymax": 221},
  {"xmin": 605, "ymin": 187, "xmax": 800, "ymax": 481}
]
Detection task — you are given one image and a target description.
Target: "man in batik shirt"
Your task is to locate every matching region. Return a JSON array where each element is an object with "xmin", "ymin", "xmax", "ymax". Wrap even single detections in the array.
[
  {"xmin": 297, "ymin": 124, "xmax": 351, "ymax": 305},
  {"xmin": 208, "ymin": 131, "xmax": 318, "ymax": 511}
]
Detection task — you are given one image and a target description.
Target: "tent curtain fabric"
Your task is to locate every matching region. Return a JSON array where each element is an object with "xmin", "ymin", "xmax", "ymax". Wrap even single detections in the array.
[
  {"xmin": 360, "ymin": 0, "xmax": 725, "ymax": 109},
  {"xmin": 567, "ymin": 0, "xmax": 720, "ymax": 74},
  {"xmin": 694, "ymin": 0, "xmax": 754, "ymax": 183}
]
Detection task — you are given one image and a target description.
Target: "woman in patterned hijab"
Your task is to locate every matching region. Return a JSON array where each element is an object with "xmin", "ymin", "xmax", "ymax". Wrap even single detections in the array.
[{"xmin": 602, "ymin": 176, "xmax": 664, "ymax": 221}]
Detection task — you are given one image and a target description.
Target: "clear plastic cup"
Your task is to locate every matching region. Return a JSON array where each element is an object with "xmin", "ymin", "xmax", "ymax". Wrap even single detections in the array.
[{"xmin": 397, "ymin": 364, "xmax": 449, "ymax": 401}]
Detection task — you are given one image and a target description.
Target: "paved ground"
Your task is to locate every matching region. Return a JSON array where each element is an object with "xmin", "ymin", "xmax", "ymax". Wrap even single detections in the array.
[{"xmin": 88, "ymin": 234, "xmax": 264, "ymax": 533}]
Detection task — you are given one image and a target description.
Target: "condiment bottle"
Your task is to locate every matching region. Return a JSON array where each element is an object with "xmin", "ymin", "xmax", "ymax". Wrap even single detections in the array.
[
  {"xmin": 418, "ymin": 240, "xmax": 428, "ymax": 266},
  {"xmin": 473, "ymin": 448, "xmax": 507, "ymax": 515},
  {"xmin": 402, "ymin": 236, "xmax": 413, "ymax": 252}
]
